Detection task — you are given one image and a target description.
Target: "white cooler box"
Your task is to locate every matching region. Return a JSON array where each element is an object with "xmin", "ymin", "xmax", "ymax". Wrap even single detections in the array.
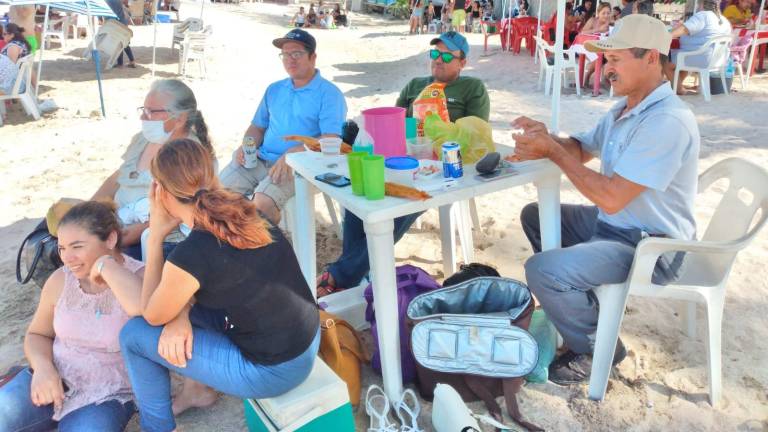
[{"xmin": 243, "ymin": 358, "xmax": 355, "ymax": 432}]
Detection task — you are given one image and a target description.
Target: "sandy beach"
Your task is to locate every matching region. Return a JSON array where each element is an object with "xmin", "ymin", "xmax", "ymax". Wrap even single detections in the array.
[{"xmin": 1, "ymin": 1, "xmax": 767, "ymax": 430}]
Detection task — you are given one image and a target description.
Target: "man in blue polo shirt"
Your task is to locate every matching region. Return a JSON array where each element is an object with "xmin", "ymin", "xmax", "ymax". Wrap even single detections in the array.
[
  {"xmin": 513, "ymin": 15, "xmax": 699, "ymax": 385},
  {"xmin": 220, "ymin": 29, "xmax": 347, "ymax": 224}
]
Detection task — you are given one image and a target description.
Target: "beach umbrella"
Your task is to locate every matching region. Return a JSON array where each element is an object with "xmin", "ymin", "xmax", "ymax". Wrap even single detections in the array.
[{"xmin": 0, "ymin": 0, "xmax": 117, "ymax": 117}]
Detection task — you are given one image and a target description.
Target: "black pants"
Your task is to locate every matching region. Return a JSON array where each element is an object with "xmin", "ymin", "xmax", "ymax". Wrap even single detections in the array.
[{"xmin": 117, "ymin": 46, "xmax": 134, "ymax": 66}]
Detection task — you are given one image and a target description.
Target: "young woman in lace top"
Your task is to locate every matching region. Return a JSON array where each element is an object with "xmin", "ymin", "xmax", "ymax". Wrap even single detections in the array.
[{"xmin": 0, "ymin": 201, "xmax": 144, "ymax": 431}]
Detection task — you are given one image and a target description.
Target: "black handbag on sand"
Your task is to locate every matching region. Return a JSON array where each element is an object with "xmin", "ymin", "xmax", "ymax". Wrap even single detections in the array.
[{"xmin": 16, "ymin": 220, "xmax": 62, "ymax": 288}]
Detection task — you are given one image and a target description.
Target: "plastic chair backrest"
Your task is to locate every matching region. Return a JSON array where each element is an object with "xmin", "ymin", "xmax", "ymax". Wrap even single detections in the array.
[
  {"xmin": 706, "ymin": 35, "xmax": 731, "ymax": 70},
  {"xmin": 533, "ymin": 35, "xmax": 551, "ymax": 58},
  {"xmin": 699, "ymin": 158, "xmax": 768, "ymax": 244},
  {"xmin": 681, "ymin": 158, "xmax": 768, "ymax": 284},
  {"xmin": 11, "ymin": 55, "xmax": 33, "ymax": 96}
]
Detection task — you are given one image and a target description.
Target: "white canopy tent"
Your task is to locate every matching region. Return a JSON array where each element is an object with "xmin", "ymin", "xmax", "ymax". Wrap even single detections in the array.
[{"xmin": 0, "ymin": 0, "xmax": 117, "ymax": 116}]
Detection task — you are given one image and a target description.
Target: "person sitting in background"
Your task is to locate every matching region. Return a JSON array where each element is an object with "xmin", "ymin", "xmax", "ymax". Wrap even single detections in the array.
[
  {"xmin": 723, "ymin": 0, "xmax": 753, "ymax": 26},
  {"xmin": 316, "ymin": 32, "xmax": 490, "ymax": 296},
  {"xmin": 467, "ymin": 1, "xmax": 481, "ymax": 31},
  {"xmin": 0, "ymin": 27, "xmax": 5, "ymax": 52},
  {"xmin": 612, "ymin": 6, "xmax": 622, "ymax": 21},
  {"xmin": 290, "ymin": 6, "xmax": 307, "ymax": 28},
  {"xmin": 633, "ymin": 0, "xmax": 653, "ymax": 16},
  {"xmin": 580, "ymin": 2, "xmax": 613, "ymax": 87},
  {"xmin": 91, "ymin": 79, "xmax": 215, "ymax": 260},
  {"xmin": 332, "ymin": 4, "xmax": 347, "ymax": 27},
  {"xmin": 0, "ymin": 24, "xmax": 31, "ymax": 97},
  {"xmin": 307, "ymin": 5, "xmax": 318, "ymax": 27},
  {"xmin": 219, "ymin": 29, "xmax": 346, "ymax": 225},
  {"xmin": 118, "ymin": 139, "xmax": 320, "ymax": 428},
  {"xmin": 619, "ymin": 0, "xmax": 634, "ymax": 17},
  {"xmin": 580, "ymin": 1, "xmax": 612, "ymax": 33},
  {"xmin": 574, "ymin": 0, "xmax": 594, "ymax": 18},
  {"xmin": 0, "ymin": 201, "xmax": 144, "ymax": 431},
  {"xmin": 665, "ymin": 0, "xmax": 731, "ymax": 94}
]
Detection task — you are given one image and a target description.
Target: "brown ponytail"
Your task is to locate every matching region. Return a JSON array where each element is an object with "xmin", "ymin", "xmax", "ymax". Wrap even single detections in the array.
[{"xmin": 151, "ymin": 139, "xmax": 272, "ymax": 250}]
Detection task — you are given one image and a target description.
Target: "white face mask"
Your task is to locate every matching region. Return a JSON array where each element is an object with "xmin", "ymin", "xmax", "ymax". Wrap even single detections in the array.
[{"xmin": 141, "ymin": 119, "xmax": 173, "ymax": 144}]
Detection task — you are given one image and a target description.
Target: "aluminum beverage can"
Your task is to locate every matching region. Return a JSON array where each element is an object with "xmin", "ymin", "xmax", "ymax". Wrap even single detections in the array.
[
  {"xmin": 242, "ymin": 136, "xmax": 259, "ymax": 169},
  {"xmin": 442, "ymin": 142, "xmax": 463, "ymax": 179}
]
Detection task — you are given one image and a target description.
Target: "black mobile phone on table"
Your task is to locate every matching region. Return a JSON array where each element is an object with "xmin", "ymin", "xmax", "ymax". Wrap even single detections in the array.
[{"xmin": 315, "ymin": 173, "xmax": 351, "ymax": 187}]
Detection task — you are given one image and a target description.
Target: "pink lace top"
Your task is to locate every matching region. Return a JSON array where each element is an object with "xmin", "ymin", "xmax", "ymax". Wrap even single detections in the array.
[{"xmin": 51, "ymin": 254, "xmax": 144, "ymax": 420}]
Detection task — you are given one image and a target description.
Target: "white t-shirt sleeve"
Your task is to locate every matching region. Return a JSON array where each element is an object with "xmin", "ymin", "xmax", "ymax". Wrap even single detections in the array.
[{"xmin": 684, "ymin": 12, "xmax": 706, "ymax": 35}]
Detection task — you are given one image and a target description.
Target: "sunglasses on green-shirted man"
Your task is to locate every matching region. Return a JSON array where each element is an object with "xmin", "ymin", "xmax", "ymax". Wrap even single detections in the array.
[{"xmin": 429, "ymin": 49, "xmax": 459, "ymax": 64}]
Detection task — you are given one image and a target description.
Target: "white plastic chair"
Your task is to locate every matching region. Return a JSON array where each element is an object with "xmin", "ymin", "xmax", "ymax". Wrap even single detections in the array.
[
  {"xmin": 588, "ymin": 157, "xmax": 768, "ymax": 406},
  {"xmin": 0, "ymin": 55, "xmax": 40, "ymax": 126},
  {"xmin": 84, "ymin": 20, "xmax": 133, "ymax": 70},
  {"xmin": 673, "ymin": 35, "xmax": 731, "ymax": 102},
  {"xmin": 534, "ymin": 36, "xmax": 580, "ymax": 97},
  {"xmin": 171, "ymin": 18, "xmax": 204, "ymax": 51},
  {"xmin": 179, "ymin": 25, "xmax": 212, "ymax": 79},
  {"xmin": 44, "ymin": 16, "xmax": 70, "ymax": 49}
]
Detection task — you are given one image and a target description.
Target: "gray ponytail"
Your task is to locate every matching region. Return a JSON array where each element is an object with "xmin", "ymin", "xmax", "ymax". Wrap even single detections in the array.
[
  {"xmin": 701, "ymin": 0, "xmax": 723, "ymax": 25},
  {"xmin": 149, "ymin": 79, "xmax": 215, "ymax": 158}
]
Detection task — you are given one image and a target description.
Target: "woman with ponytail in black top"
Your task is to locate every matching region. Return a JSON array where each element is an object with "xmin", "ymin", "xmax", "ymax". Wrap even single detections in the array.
[{"xmin": 117, "ymin": 139, "xmax": 320, "ymax": 432}]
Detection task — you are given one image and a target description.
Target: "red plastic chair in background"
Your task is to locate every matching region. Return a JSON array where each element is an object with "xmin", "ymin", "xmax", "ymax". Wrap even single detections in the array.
[
  {"xmin": 540, "ymin": 12, "xmax": 558, "ymax": 45},
  {"xmin": 511, "ymin": 16, "xmax": 538, "ymax": 55}
]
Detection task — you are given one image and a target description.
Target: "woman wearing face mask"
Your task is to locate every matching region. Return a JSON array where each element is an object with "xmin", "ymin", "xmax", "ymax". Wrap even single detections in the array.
[
  {"xmin": 91, "ymin": 79, "xmax": 215, "ymax": 261},
  {"xmin": 0, "ymin": 201, "xmax": 144, "ymax": 431}
]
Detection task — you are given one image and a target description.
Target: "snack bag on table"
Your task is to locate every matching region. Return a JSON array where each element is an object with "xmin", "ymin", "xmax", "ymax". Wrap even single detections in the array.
[
  {"xmin": 423, "ymin": 114, "xmax": 495, "ymax": 164},
  {"xmin": 412, "ymin": 82, "xmax": 450, "ymax": 138}
]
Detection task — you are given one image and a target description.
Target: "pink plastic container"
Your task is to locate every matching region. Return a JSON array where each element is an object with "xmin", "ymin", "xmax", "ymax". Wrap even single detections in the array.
[{"xmin": 362, "ymin": 107, "xmax": 407, "ymax": 158}]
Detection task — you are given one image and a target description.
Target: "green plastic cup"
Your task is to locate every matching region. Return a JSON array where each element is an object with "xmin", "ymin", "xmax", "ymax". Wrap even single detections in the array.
[
  {"xmin": 362, "ymin": 155, "xmax": 385, "ymax": 200},
  {"xmin": 405, "ymin": 117, "xmax": 418, "ymax": 139},
  {"xmin": 347, "ymin": 152, "xmax": 367, "ymax": 196}
]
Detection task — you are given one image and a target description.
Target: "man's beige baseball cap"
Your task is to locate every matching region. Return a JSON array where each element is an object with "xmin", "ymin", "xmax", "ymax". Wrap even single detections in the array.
[{"xmin": 585, "ymin": 14, "xmax": 672, "ymax": 54}]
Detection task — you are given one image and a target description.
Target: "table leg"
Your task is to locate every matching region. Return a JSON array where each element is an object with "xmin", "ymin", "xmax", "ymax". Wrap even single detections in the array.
[
  {"xmin": 535, "ymin": 174, "xmax": 562, "ymax": 251},
  {"xmin": 593, "ymin": 53, "xmax": 603, "ymax": 97},
  {"xmin": 363, "ymin": 219, "xmax": 403, "ymax": 402},
  {"xmin": 293, "ymin": 173, "xmax": 317, "ymax": 297},
  {"xmin": 457, "ymin": 200, "xmax": 475, "ymax": 263},
  {"xmin": 439, "ymin": 204, "xmax": 457, "ymax": 278}
]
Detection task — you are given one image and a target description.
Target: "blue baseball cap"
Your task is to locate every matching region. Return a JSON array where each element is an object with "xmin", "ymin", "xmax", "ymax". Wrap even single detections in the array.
[
  {"xmin": 273, "ymin": 29, "xmax": 317, "ymax": 53},
  {"xmin": 430, "ymin": 31, "xmax": 470, "ymax": 57}
]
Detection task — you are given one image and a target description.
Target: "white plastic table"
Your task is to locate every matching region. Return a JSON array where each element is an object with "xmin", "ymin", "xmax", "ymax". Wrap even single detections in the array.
[{"xmin": 286, "ymin": 147, "xmax": 563, "ymax": 402}]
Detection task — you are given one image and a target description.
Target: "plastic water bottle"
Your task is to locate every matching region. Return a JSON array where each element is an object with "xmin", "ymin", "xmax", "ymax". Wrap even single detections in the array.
[{"xmin": 725, "ymin": 58, "xmax": 735, "ymax": 79}]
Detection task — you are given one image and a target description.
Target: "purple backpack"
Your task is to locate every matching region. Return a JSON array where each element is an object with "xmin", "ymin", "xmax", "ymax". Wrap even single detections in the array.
[{"xmin": 364, "ymin": 264, "xmax": 441, "ymax": 383}]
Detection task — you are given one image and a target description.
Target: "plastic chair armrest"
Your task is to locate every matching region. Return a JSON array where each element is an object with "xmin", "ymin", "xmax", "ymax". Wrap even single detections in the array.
[{"xmin": 626, "ymin": 237, "xmax": 744, "ymax": 287}]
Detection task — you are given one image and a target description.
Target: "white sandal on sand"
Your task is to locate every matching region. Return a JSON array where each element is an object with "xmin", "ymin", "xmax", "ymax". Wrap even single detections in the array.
[
  {"xmin": 365, "ymin": 385, "xmax": 399, "ymax": 432},
  {"xmin": 393, "ymin": 389, "xmax": 423, "ymax": 432}
]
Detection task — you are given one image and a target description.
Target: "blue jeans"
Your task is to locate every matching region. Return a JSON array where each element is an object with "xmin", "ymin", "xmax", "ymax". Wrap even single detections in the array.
[
  {"xmin": 0, "ymin": 367, "xmax": 135, "ymax": 432},
  {"xmin": 120, "ymin": 305, "xmax": 320, "ymax": 432},
  {"xmin": 521, "ymin": 203, "xmax": 686, "ymax": 354},
  {"xmin": 327, "ymin": 210, "xmax": 424, "ymax": 288}
]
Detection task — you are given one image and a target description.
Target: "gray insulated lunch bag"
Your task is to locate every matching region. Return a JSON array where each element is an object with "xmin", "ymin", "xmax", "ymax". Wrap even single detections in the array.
[{"xmin": 406, "ymin": 277, "xmax": 542, "ymax": 431}]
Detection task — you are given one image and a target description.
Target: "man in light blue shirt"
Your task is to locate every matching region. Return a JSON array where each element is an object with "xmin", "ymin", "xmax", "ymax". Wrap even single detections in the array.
[
  {"xmin": 513, "ymin": 15, "xmax": 700, "ymax": 385},
  {"xmin": 220, "ymin": 29, "xmax": 347, "ymax": 224}
]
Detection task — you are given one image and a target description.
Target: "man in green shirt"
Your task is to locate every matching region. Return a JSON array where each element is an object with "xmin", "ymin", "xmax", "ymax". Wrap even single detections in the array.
[{"xmin": 317, "ymin": 31, "xmax": 490, "ymax": 296}]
